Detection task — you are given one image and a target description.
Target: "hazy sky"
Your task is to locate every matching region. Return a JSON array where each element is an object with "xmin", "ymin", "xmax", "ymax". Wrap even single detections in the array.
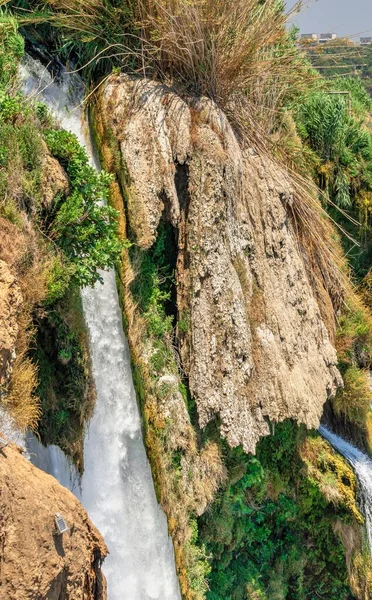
[{"xmin": 286, "ymin": 0, "xmax": 372, "ymax": 39}]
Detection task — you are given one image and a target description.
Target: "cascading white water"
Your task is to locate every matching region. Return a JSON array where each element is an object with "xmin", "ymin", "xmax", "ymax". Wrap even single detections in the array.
[
  {"xmin": 21, "ymin": 55, "xmax": 181, "ymax": 600},
  {"xmin": 319, "ymin": 425, "xmax": 372, "ymax": 551}
]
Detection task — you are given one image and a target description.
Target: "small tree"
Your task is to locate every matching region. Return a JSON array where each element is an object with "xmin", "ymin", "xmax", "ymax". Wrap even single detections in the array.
[{"xmin": 44, "ymin": 129, "xmax": 125, "ymax": 287}]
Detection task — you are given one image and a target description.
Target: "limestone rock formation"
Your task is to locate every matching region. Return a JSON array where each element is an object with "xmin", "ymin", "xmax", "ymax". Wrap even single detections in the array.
[
  {"xmin": 0, "ymin": 442, "xmax": 107, "ymax": 599},
  {"xmin": 98, "ymin": 75, "xmax": 342, "ymax": 453},
  {"xmin": 0, "ymin": 259, "xmax": 22, "ymax": 386}
]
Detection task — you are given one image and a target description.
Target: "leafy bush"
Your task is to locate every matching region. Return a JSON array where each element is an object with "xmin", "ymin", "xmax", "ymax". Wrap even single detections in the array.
[
  {"xmin": 44, "ymin": 129, "xmax": 124, "ymax": 286},
  {"xmin": 199, "ymin": 423, "xmax": 359, "ymax": 600},
  {"xmin": 296, "ymin": 91, "xmax": 372, "ymax": 209}
]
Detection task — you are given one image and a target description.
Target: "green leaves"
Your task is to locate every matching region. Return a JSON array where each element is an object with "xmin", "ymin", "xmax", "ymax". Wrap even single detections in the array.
[
  {"xmin": 0, "ymin": 15, "xmax": 24, "ymax": 89},
  {"xmin": 44, "ymin": 129, "xmax": 124, "ymax": 287},
  {"xmin": 296, "ymin": 86, "xmax": 372, "ymax": 210},
  {"xmin": 199, "ymin": 424, "xmax": 355, "ymax": 600}
]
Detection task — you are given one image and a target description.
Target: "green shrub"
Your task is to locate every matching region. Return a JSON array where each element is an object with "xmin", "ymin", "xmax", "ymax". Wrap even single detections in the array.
[
  {"xmin": 131, "ymin": 219, "xmax": 176, "ymax": 339},
  {"xmin": 45, "ymin": 255, "xmax": 76, "ymax": 305},
  {"xmin": 333, "ymin": 366, "xmax": 372, "ymax": 428},
  {"xmin": 44, "ymin": 129, "xmax": 124, "ymax": 286},
  {"xmin": 337, "ymin": 302, "xmax": 372, "ymax": 367},
  {"xmin": 0, "ymin": 103, "xmax": 43, "ymax": 208},
  {"xmin": 0, "ymin": 197, "xmax": 22, "ymax": 226},
  {"xmin": 199, "ymin": 423, "xmax": 357, "ymax": 600},
  {"xmin": 296, "ymin": 91, "xmax": 372, "ymax": 209}
]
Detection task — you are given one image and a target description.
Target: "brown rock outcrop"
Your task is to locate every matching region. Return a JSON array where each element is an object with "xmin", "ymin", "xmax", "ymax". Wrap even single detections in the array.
[
  {"xmin": 98, "ymin": 75, "xmax": 342, "ymax": 453},
  {"xmin": 40, "ymin": 142, "xmax": 70, "ymax": 209},
  {"xmin": 0, "ymin": 259, "xmax": 22, "ymax": 386},
  {"xmin": 0, "ymin": 442, "xmax": 107, "ymax": 599}
]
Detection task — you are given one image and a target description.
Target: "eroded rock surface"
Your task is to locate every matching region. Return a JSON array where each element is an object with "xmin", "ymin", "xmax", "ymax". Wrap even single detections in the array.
[
  {"xmin": 0, "ymin": 259, "xmax": 22, "ymax": 386},
  {"xmin": 99, "ymin": 75, "xmax": 342, "ymax": 453},
  {"xmin": 0, "ymin": 442, "xmax": 107, "ymax": 599}
]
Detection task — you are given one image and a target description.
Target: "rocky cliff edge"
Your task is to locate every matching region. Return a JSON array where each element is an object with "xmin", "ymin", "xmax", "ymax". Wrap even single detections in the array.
[{"xmin": 0, "ymin": 442, "xmax": 107, "ymax": 599}]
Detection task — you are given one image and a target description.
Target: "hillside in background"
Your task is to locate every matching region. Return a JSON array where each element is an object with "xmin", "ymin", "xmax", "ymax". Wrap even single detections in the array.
[{"xmin": 299, "ymin": 37, "xmax": 372, "ymax": 93}]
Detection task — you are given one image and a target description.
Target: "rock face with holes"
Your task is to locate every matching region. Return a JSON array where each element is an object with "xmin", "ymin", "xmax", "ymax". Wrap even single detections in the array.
[
  {"xmin": 97, "ymin": 74, "xmax": 342, "ymax": 453},
  {"xmin": 0, "ymin": 443, "xmax": 107, "ymax": 599}
]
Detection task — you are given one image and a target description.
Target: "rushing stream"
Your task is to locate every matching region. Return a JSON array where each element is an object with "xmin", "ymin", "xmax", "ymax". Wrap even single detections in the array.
[
  {"xmin": 21, "ymin": 55, "xmax": 181, "ymax": 600},
  {"xmin": 319, "ymin": 425, "xmax": 372, "ymax": 552}
]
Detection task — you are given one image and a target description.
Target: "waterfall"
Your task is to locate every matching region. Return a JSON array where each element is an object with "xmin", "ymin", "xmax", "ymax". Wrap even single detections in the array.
[
  {"xmin": 319, "ymin": 425, "xmax": 372, "ymax": 551},
  {"xmin": 21, "ymin": 55, "xmax": 181, "ymax": 600}
]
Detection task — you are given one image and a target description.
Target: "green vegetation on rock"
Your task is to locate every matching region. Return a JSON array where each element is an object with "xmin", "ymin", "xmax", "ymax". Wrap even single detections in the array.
[
  {"xmin": 44, "ymin": 129, "xmax": 124, "ymax": 287},
  {"xmin": 199, "ymin": 422, "xmax": 362, "ymax": 600}
]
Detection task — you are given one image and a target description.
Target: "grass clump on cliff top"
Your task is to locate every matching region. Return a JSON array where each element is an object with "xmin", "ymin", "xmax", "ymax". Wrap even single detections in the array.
[
  {"xmin": 134, "ymin": 0, "xmax": 314, "ymax": 134},
  {"xmin": 12, "ymin": 0, "xmax": 350, "ymax": 309},
  {"xmin": 12, "ymin": 0, "xmax": 315, "ymax": 135}
]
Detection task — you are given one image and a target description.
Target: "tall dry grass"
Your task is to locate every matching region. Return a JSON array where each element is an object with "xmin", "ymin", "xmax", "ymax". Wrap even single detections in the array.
[
  {"xmin": 135, "ymin": 0, "xmax": 315, "ymax": 134},
  {"xmin": 13, "ymin": 0, "xmax": 316, "ymax": 135},
  {"xmin": 16, "ymin": 0, "xmax": 349, "ymax": 309}
]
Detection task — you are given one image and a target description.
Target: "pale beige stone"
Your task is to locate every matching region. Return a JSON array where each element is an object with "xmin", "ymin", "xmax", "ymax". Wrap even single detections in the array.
[{"xmin": 99, "ymin": 75, "xmax": 342, "ymax": 453}]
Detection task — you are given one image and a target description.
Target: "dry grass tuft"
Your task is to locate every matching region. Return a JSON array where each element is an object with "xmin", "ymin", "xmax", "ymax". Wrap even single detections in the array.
[
  {"xmin": 0, "ymin": 216, "xmax": 50, "ymax": 432},
  {"xmin": 135, "ymin": 0, "xmax": 318, "ymax": 142},
  {"xmin": 4, "ymin": 354, "xmax": 40, "ymax": 431},
  {"xmin": 350, "ymin": 550, "xmax": 372, "ymax": 600},
  {"xmin": 3, "ymin": 303, "xmax": 41, "ymax": 431},
  {"xmin": 288, "ymin": 172, "xmax": 351, "ymax": 319},
  {"xmin": 180, "ymin": 440, "xmax": 226, "ymax": 516}
]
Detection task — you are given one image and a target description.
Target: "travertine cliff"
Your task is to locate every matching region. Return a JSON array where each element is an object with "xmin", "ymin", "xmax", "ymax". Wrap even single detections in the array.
[
  {"xmin": 0, "ymin": 442, "xmax": 107, "ymax": 599},
  {"xmin": 97, "ymin": 75, "xmax": 342, "ymax": 453}
]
